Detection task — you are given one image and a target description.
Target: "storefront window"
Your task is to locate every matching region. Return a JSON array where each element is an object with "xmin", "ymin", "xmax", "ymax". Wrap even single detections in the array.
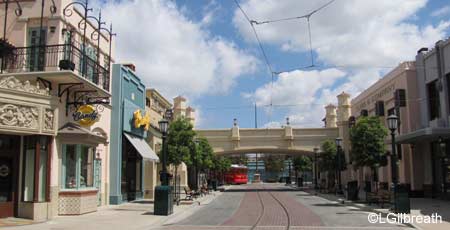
[
  {"xmin": 64, "ymin": 145, "xmax": 77, "ymax": 189},
  {"xmin": 80, "ymin": 146, "xmax": 94, "ymax": 188},
  {"xmin": 62, "ymin": 144, "xmax": 96, "ymax": 190},
  {"xmin": 23, "ymin": 136, "xmax": 51, "ymax": 202}
]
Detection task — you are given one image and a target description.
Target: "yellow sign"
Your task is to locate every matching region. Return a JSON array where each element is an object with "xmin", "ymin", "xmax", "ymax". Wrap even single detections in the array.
[
  {"xmin": 133, "ymin": 109, "xmax": 150, "ymax": 131},
  {"xmin": 73, "ymin": 105, "xmax": 100, "ymax": 127}
]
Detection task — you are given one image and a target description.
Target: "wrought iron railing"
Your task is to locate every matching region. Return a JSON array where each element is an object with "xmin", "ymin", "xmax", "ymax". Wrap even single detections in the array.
[{"xmin": 0, "ymin": 44, "xmax": 110, "ymax": 91}]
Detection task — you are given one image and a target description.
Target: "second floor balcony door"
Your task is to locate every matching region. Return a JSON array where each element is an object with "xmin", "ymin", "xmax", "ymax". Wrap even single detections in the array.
[{"xmin": 28, "ymin": 28, "xmax": 47, "ymax": 72}]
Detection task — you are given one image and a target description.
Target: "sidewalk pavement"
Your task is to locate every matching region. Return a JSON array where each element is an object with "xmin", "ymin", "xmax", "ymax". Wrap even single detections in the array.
[
  {"xmin": 1, "ymin": 191, "xmax": 222, "ymax": 230},
  {"xmin": 302, "ymin": 187, "xmax": 450, "ymax": 230}
]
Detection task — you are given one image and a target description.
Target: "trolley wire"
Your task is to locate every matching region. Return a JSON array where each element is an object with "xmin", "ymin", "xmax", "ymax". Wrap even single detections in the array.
[
  {"xmin": 251, "ymin": 0, "xmax": 336, "ymax": 25},
  {"xmin": 233, "ymin": 0, "xmax": 275, "ymax": 124}
]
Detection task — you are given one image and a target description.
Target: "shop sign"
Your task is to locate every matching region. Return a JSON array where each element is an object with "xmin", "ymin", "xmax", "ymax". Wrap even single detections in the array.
[
  {"xmin": 73, "ymin": 105, "xmax": 100, "ymax": 127},
  {"xmin": 133, "ymin": 109, "xmax": 150, "ymax": 131}
]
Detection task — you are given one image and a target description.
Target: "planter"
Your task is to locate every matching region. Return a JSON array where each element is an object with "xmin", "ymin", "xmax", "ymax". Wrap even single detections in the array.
[
  {"xmin": 59, "ymin": 60, "xmax": 75, "ymax": 71},
  {"xmin": 0, "ymin": 39, "xmax": 16, "ymax": 58}
]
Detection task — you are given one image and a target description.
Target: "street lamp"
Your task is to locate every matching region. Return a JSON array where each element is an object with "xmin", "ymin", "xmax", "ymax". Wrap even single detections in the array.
[
  {"xmin": 387, "ymin": 114, "xmax": 399, "ymax": 212},
  {"xmin": 335, "ymin": 138, "xmax": 343, "ymax": 194},
  {"xmin": 194, "ymin": 138, "xmax": 200, "ymax": 191},
  {"xmin": 313, "ymin": 147, "xmax": 319, "ymax": 189},
  {"xmin": 154, "ymin": 116, "xmax": 173, "ymax": 215},
  {"xmin": 159, "ymin": 118, "xmax": 169, "ymax": 185},
  {"xmin": 439, "ymin": 137, "xmax": 447, "ymax": 194}
]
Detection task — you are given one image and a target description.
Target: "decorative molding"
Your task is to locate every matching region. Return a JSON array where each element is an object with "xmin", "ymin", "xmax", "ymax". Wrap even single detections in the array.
[
  {"xmin": 44, "ymin": 109, "xmax": 55, "ymax": 131},
  {"xmin": 0, "ymin": 76, "xmax": 50, "ymax": 96},
  {"xmin": 0, "ymin": 103, "xmax": 39, "ymax": 129}
]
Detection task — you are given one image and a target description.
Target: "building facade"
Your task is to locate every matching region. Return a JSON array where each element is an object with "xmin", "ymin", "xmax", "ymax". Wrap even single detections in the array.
[
  {"xmin": 109, "ymin": 64, "xmax": 159, "ymax": 205},
  {"xmin": 348, "ymin": 62, "xmax": 421, "ymax": 195},
  {"xmin": 397, "ymin": 39, "xmax": 450, "ymax": 199},
  {"xmin": 0, "ymin": 0, "xmax": 113, "ymax": 220}
]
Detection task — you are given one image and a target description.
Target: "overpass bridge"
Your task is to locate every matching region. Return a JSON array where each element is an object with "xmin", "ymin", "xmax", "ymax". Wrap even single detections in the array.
[{"xmin": 195, "ymin": 125, "xmax": 339, "ymax": 156}]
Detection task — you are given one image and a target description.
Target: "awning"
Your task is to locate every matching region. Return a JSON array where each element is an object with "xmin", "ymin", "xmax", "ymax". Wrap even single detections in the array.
[
  {"xmin": 58, "ymin": 122, "xmax": 107, "ymax": 145},
  {"xmin": 124, "ymin": 133, "xmax": 159, "ymax": 161},
  {"xmin": 396, "ymin": 127, "xmax": 450, "ymax": 144}
]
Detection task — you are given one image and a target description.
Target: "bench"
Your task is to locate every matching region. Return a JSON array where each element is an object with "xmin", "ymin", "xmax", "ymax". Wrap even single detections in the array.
[
  {"xmin": 367, "ymin": 189, "xmax": 391, "ymax": 208},
  {"xmin": 184, "ymin": 187, "xmax": 200, "ymax": 200}
]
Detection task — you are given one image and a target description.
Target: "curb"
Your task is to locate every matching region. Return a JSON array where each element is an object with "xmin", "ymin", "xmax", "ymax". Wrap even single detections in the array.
[
  {"xmin": 303, "ymin": 189, "xmax": 422, "ymax": 230},
  {"xmin": 152, "ymin": 191, "xmax": 223, "ymax": 227}
]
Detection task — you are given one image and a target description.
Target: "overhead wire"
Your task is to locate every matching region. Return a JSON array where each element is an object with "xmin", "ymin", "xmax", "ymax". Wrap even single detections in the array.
[
  {"xmin": 233, "ymin": 0, "xmax": 275, "ymax": 124},
  {"xmin": 250, "ymin": 0, "xmax": 336, "ymax": 75}
]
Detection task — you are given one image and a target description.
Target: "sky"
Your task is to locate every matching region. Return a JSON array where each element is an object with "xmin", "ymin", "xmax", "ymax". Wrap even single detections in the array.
[{"xmin": 93, "ymin": 0, "xmax": 450, "ymax": 129}]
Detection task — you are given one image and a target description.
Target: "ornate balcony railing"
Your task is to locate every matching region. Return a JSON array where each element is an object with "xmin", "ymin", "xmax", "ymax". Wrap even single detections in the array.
[{"xmin": 0, "ymin": 44, "xmax": 110, "ymax": 92}]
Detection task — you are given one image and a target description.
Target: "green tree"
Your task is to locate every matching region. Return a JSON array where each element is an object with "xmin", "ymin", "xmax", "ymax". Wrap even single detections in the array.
[
  {"xmin": 166, "ymin": 117, "xmax": 196, "ymax": 166},
  {"xmin": 166, "ymin": 117, "xmax": 196, "ymax": 188},
  {"xmin": 319, "ymin": 139, "xmax": 337, "ymax": 173},
  {"xmin": 263, "ymin": 155, "xmax": 285, "ymax": 173},
  {"xmin": 350, "ymin": 116, "xmax": 388, "ymax": 180},
  {"xmin": 212, "ymin": 155, "xmax": 231, "ymax": 184},
  {"xmin": 231, "ymin": 154, "xmax": 248, "ymax": 165},
  {"xmin": 292, "ymin": 155, "xmax": 312, "ymax": 184},
  {"xmin": 196, "ymin": 137, "xmax": 214, "ymax": 171}
]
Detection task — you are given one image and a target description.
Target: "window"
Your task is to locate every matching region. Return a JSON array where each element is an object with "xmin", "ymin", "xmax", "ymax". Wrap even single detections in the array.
[
  {"xmin": 23, "ymin": 136, "xmax": 51, "ymax": 202},
  {"xmin": 62, "ymin": 144, "xmax": 96, "ymax": 190},
  {"xmin": 427, "ymin": 80, "xmax": 441, "ymax": 121}
]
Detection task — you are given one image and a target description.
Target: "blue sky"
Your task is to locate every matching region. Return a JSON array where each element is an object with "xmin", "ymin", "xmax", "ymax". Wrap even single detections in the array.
[{"xmin": 97, "ymin": 0, "xmax": 450, "ymax": 129}]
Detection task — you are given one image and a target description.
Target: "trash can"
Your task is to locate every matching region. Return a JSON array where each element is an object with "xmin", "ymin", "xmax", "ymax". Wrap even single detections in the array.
[
  {"xmin": 297, "ymin": 177, "xmax": 303, "ymax": 187},
  {"xmin": 393, "ymin": 183, "xmax": 410, "ymax": 213},
  {"xmin": 347, "ymin": 180, "xmax": 358, "ymax": 201},
  {"xmin": 154, "ymin": 185, "xmax": 173, "ymax": 215},
  {"xmin": 212, "ymin": 180, "xmax": 218, "ymax": 191}
]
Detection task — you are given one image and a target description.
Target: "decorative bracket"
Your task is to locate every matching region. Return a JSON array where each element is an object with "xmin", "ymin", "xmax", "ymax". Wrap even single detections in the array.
[{"xmin": 37, "ymin": 77, "xmax": 52, "ymax": 91}]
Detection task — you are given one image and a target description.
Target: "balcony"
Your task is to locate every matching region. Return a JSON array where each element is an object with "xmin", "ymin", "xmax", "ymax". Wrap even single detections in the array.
[{"xmin": 0, "ymin": 44, "xmax": 110, "ymax": 92}]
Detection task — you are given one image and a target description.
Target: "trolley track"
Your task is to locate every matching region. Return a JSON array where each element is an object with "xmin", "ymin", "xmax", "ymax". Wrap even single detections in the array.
[{"xmin": 250, "ymin": 184, "xmax": 291, "ymax": 230}]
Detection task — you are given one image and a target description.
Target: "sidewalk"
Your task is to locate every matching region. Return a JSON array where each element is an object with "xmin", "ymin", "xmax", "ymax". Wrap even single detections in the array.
[
  {"xmin": 303, "ymin": 187, "xmax": 450, "ymax": 230},
  {"xmin": 1, "ymin": 191, "xmax": 222, "ymax": 230}
]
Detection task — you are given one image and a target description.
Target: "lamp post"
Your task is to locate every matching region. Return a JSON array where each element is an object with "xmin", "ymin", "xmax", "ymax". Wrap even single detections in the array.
[
  {"xmin": 387, "ymin": 114, "xmax": 399, "ymax": 212},
  {"xmin": 335, "ymin": 137, "xmax": 343, "ymax": 194},
  {"xmin": 194, "ymin": 138, "xmax": 200, "ymax": 191},
  {"xmin": 439, "ymin": 137, "xmax": 447, "ymax": 195},
  {"xmin": 159, "ymin": 118, "xmax": 169, "ymax": 185},
  {"xmin": 314, "ymin": 147, "xmax": 319, "ymax": 190},
  {"xmin": 154, "ymin": 110, "xmax": 173, "ymax": 215}
]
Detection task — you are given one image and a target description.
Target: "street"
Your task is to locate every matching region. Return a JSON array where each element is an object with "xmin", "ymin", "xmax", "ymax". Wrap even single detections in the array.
[{"xmin": 155, "ymin": 183, "xmax": 414, "ymax": 230}]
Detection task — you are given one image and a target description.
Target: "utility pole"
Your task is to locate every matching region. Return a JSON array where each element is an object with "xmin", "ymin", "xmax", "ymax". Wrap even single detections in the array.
[{"xmin": 255, "ymin": 103, "xmax": 258, "ymax": 173}]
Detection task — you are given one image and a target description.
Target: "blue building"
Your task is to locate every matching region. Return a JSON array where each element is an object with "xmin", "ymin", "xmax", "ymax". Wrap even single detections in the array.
[{"xmin": 109, "ymin": 64, "xmax": 159, "ymax": 204}]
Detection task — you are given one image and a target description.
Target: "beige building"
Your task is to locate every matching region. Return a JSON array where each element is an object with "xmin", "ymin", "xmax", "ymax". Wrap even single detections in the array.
[
  {"xmin": 0, "ymin": 0, "xmax": 113, "ymax": 220},
  {"xmin": 143, "ymin": 92, "xmax": 193, "ymax": 199},
  {"xmin": 337, "ymin": 62, "xmax": 421, "ymax": 195}
]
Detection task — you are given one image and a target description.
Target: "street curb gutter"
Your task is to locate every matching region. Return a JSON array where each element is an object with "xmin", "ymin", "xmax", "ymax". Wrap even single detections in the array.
[
  {"xmin": 302, "ymin": 189, "xmax": 422, "ymax": 230},
  {"xmin": 150, "ymin": 191, "xmax": 223, "ymax": 228}
]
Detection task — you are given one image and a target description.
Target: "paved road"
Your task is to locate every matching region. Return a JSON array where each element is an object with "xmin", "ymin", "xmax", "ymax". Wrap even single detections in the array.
[{"xmin": 154, "ymin": 183, "xmax": 415, "ymax": 230}]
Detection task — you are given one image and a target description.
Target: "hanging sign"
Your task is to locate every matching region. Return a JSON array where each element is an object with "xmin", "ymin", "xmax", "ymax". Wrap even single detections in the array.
[
  {"xmin": 133, "ymin": 109, "xmax": 150, "ymax": 131},
  {"xmin": 73, "ymin": 105, "xmax": 100, "ymax": 127}
]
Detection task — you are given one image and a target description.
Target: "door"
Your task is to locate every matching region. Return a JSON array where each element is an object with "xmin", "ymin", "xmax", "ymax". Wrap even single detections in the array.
[
  {"xmin": 28, "ymin": 28, "xmax": 47, "ymax": 71},
  {"xmin": 126, "ymin": 158, "xmax": 137, "ymax": 201},
  {"xmin": 0, "ymin": 135, "xmax": 20, "ymax": 218}
]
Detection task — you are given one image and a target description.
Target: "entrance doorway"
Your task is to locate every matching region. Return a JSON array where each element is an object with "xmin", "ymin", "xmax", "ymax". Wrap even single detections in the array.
[
  {"xmin": 0, "ymin": 135, "xmax": 20, "ymax": 218},
  {"xmin": 121, "ymin": 136, "xmax": 143, "ymax": 202}
]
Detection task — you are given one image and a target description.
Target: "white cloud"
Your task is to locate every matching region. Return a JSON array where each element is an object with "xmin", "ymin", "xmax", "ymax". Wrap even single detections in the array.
[
  {"xmin": 97, "ymin": 0, "xmax": 257, "ymax": 99},
  {"xmin": 237, "ymin": 0, "xmax": 450, "ymax": 127},
  {"xmin": 431, "ymin": 6, "xmax": 450, "ymax": 17}
]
